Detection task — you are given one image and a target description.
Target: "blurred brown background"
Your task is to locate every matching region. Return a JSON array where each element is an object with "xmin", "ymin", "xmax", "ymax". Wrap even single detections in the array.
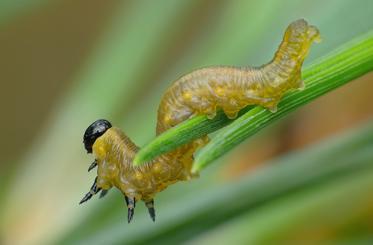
[{"xmin": 0, "ymin": 0, "xmax": 118, "ymax": 165}]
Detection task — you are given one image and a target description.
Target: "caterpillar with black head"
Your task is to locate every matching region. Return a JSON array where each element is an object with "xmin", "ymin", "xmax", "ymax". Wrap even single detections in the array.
[{"xmin": 79, "ymin": 19, "xmax": 320, "ymax": 223}]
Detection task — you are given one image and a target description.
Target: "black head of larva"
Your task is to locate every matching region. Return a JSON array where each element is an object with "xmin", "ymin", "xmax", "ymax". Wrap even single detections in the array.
[{"xmin": 83, "ymin": 119, "xmax": 112, "ymax": 153}]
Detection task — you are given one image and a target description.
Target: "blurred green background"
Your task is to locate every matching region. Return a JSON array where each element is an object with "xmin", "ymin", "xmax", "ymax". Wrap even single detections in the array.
[{"xmin": 0, "ymin": 0, "xmax": 373, "ymax": 244}]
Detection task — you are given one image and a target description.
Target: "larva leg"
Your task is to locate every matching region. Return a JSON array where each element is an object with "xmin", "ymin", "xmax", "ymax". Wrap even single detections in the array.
[
  {"xmin": 261, "ymin": 97, "xmax": 280, "ymax": 113},
  {"xmin": 88, "ymin": 159, "xmax": 97, "ymax": 172},
  {"xmin": 223, "ymin": 109, "xmax": 239, "ymax": 119},
  {"xmin": 292, "ymin": 70, "xmax": 304, "ymax": 91},
  {"xmin": 99, "ymin": 189, "xmax": 110, "ymax": 199},
  {"xmin": 266, "ymin": 104, "xmax": 278, "ymax": 113},
  {"xmin": 297, "ymin": 80, "xmax": 305, "ymax": 90},
  {"xmin": 193, "ymin": 135, "xmax": 210, "ymax": 149},
  {"xmin": 145, "ymin": 199, "xmax": 156, "ymax": 222},
  {"xmin": 79, "ymin": 177, "xmax": 101, "ymax": 204},
  {"xmin": 197, "ymin": 99, "xmax": 217, "ymax": 119},
  {"xmin": 205, "ymin": 107, "xmax": 217, "ymax": 119},
  {"xmin": 125, "ymin": 196, "xmax": 136, "ymax": 223}
]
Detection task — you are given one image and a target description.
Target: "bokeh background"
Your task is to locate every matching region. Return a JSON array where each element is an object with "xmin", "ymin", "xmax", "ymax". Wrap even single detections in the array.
[{"xmin": 1, "ymin": 0, "xmax": 373, "ymax": 244}]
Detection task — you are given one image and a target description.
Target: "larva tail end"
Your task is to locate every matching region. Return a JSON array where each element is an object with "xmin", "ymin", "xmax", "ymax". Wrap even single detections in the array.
[
  {"xmin": 287, "ymin": 19, "xmax": 321, "ymax": 45},
  {"xmin": 308, "ymin": 25, "xmax": 321, "ymax": 43}
]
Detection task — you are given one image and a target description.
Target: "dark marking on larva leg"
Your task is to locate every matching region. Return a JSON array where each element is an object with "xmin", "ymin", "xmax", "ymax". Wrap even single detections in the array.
[
  {"xmin": 88, "ymin": 159, "xmax": 97, "ymax": 172},
  {"xmin": 99, "ymin": 189, "xmax": 109, "ymax": 199},
  {"xmin": 125, "ymin": 196, "xmax": 136, "ymax": 223},
  {"xmin": 145, "ymin": 199, "xmax": 156, "ymax": 222},
  {"xmin": 79, "ymin": 177, "xmax": 101, "ymax": 204}
]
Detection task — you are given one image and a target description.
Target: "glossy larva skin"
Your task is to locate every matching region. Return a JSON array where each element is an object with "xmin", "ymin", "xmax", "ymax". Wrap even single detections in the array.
[{"xmin": 93, "ymin": 19, "xmax": 320, "ymax": 202}]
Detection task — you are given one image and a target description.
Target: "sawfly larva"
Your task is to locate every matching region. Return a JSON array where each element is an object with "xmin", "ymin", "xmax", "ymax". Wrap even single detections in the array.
[{"xmin": 79, "ymin": 19, "xmax": 320, "ymax": 223}]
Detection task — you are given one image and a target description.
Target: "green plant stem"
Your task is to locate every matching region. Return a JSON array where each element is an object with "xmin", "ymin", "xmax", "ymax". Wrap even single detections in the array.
[{"xmin": 133, "ymin": 30, "xmax": 373, "ymax": 168}]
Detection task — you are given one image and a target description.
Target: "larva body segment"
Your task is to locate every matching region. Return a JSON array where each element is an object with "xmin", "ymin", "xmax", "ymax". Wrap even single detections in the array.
[{"xmin": 81, "ymin": 19, "xmax": 320, "ymax": 222}]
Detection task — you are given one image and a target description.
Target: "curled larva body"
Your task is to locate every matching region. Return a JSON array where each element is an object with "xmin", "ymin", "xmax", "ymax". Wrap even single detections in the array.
[{"xmin": 81, "ymin": 19, "xmax": 320, "ymax": 222}]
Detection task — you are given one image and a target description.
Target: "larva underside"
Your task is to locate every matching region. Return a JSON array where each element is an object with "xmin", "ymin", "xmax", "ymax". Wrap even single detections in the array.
[{"xmin": 82, "ymin": 19, "xmax": 320, "ymax": 222}]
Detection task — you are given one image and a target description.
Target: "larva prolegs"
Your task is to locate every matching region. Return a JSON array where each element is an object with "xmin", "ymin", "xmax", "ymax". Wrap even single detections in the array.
[
  {"xmin": 267, "ymin": 105, "xmax": 278, "ymax": 113},
  {"xmin": 193, "ymin": 135, "xmax": 210, "ymax": 149},
  {"xmin": 222, "ymin": 108, "xmax": 239, "ymax": 119},
  {"xmin": 297, "ymin": 80, "xmax": 305, "ymax": 91},
  {"xmin": 203, "ymin": 105, "xmax": 218, "ymax": 120}
]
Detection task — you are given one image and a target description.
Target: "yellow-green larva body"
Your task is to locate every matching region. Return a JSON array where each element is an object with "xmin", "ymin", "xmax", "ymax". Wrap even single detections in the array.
[{"xmin": 82, "ymin": 19, "xmax": 320, "ymax": 221}]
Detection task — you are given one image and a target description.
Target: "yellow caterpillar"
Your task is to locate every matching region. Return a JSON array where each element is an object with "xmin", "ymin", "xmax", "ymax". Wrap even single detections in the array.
[{"xmin": 80, "ymin": 19, "xmax": 320, "ymax": 223}]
